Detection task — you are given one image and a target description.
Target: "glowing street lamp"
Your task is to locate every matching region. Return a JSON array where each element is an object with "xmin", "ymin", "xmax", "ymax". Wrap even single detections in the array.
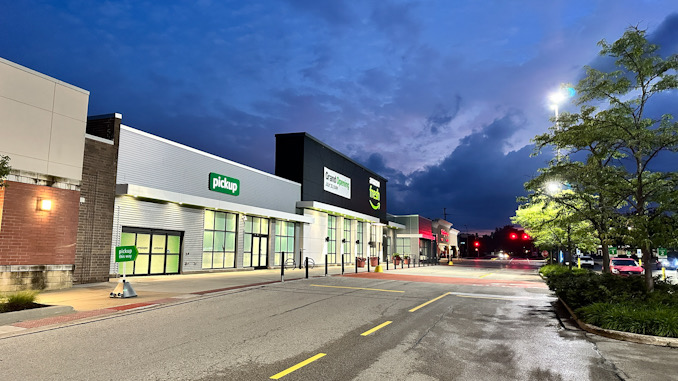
[{"xmin": 548, "ymin": 87, "xmax": 575, "ymax": 161}]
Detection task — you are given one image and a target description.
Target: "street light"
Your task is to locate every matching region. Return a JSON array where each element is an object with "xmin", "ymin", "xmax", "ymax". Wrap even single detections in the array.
[{"xmin": 548, "ymin": 87, "xmax": 575, "ymax": 161}]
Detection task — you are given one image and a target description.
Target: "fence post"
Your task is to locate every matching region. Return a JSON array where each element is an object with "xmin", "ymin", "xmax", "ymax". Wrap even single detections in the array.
[{"xmin": 305, "ymin": 257, "xmax": 309, "ymax": 279}]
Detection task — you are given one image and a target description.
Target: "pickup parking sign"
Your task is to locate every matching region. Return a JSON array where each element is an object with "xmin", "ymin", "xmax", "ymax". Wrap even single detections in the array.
[{"xmin": 115, "ymin": 246, "xmax": 139, "ymax": 262}]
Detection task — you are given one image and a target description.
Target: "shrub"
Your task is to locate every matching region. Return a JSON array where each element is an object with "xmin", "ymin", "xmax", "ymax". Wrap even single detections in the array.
[
  {"xmin": 577, "ymin": 301, "xmax": 678, "ymax": 338},
  {"xmin": 0, "ymin": 290, "xmax": 40, "ymax": 313},
  {"xmin": 540, "ymin": 265, "xmax": 678, "ymax": 337}
]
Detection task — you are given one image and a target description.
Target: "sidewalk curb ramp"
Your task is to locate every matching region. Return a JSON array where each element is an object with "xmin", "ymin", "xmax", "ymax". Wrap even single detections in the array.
[{"xmin": 0, "ymin": 305, "xmax": 74, "ymax": 326}]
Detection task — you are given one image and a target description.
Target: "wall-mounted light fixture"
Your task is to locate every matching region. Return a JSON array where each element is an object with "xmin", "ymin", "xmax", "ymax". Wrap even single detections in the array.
[{"xmin": 37, "ymin": 198, "xmax": 52, "ymax": 211}]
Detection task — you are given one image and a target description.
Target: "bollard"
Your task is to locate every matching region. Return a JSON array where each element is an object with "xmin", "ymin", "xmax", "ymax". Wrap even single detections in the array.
[
  {"xmin": 367, "ymin": 257, "xmax": 371, "ymax": 272},
  {"xmin": 325, "ymin": 254, "xmax": 328, "ymax": 276},
  {"xmin": 662, "ymin": 267, "xmax": 666, "ymax": 281},
  {"xmin": 355, "ymin": 258, "xmax": 358, "ymax": 273},
  {"xmin": 305, "ymin": 257, "xmax": 309, "ymax": 279},
  {"xmin": 386, "ymin": 259, "xmax": 389, "ymax": 271},
  {"xmin": 342, "ymin": 255, "xmax": 345, "ymax": 275},
  {"xmin": 299, "ymin": 249, "xmax": 303, "ymax": 270},
  {"xmin": 577, "ymin": 257, "xmax": 581, "ymax": 269},
  {"xmin": 281, "ymin": 257, "xmax": 285, "ymax": 282}
]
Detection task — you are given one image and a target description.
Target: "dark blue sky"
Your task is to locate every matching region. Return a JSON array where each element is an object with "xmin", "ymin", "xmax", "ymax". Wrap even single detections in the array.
[{"xmin": 2, "ymin": 1, "xmax": 677, "ymax": 233}]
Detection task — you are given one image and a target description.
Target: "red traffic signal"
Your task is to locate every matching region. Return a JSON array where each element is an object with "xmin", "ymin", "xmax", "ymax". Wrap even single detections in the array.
[{"xmin": 473, "ymin": 241, "xmax": 480, "ymax": 247}]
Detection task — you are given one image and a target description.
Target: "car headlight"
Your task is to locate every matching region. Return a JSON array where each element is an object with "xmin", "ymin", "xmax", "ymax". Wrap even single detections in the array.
[{"xmin": 611, "ymin": 268, "xmax": 619, "ymax": 274}]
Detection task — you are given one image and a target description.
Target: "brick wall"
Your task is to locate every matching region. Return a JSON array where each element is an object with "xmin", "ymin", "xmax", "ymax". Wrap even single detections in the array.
[
  {"xmin": 74, "ymin": 115, "xmax": 120, "ymax": 283},
  {"xmin": 0, "ymin": 181, "xmax": 80, "ymax": 266}
]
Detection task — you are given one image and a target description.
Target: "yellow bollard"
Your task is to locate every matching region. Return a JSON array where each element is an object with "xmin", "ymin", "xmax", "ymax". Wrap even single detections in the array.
[
  {"xmin": 577, "ymin": 257, "xmax": 581, "ymax": 269},
  {"xmin": 374, "ymin": 265, "xmax": 383, "ymax": 273},
  {"xmin": 639, "ymin": 258, "xmax": 642, "ymax": 267},
  {"xmin": 662, "ymin": 267, "xmax": 666, "ymax": 281},
  {"xmin": 448, "ymin": 259, "xmax": 454, "ymax": 266}
]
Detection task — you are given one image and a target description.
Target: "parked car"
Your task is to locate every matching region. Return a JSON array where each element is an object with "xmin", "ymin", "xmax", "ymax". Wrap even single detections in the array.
[
  {"xmin": 610, "ymin": 257, "xmax": 644, "ymax": 276},
  {"xmin": 577, "ymin": 255, "xmax": 595, "ymax": 268}
]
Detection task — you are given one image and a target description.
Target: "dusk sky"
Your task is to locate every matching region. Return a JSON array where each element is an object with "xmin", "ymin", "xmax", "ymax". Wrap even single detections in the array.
[{"xmin": 2, "ymin": 1, "xmax": 678, "ymax": 233}]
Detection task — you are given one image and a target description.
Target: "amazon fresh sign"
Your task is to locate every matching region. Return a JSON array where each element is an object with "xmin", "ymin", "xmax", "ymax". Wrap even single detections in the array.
[
  {"xmin": 324, "ymin": 167, "xmax": 351, "ymax": 199},
  {"xmin": 369, "ymin": 177, "xmax": 381, "ymax": 210},
  {"xmin": 209, "ymin": 172, "xmax": 240, "ymax": 196}
]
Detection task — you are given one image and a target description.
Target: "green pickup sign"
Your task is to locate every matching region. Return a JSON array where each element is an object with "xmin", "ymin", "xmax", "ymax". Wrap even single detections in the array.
[{"xmin": 115, "ymin": 246, "xmax": 139, "ymax": 262}]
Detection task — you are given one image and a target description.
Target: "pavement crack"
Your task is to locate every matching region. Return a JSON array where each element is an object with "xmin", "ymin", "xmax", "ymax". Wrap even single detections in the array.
[{"xmin": 407, "ymin": 305, "xmax": 451, "ymax": 351}]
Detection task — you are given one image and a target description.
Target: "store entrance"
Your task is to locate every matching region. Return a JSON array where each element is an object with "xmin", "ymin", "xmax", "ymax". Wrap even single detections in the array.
[
  {"xmin": 248, "ymin": 235, "xmax": 268, "ymax": 269},
  {"xmin": 119, "ymin": 228, "xmax": 182, "ymax": 276}
]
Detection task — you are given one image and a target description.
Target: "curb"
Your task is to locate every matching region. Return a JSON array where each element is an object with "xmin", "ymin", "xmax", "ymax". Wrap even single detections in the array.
[
  {"xmin": 559, "ymin": 296, "xmax": 678, "ymax": 348},
  {"xmin": 0, "ymin": 305, "xmax": 75, "ymax": 326}
]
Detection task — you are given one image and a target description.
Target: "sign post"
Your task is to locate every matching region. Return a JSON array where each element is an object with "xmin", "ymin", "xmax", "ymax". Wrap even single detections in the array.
[{"xmin": 111, "ymin": 246, "xmax": 139, "ymax": 298}]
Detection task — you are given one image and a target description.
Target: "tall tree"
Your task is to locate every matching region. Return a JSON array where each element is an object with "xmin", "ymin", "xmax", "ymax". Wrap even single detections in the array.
[{"xmin": 532, "ymin": 26, "xmax": 678, "ymax": 291}]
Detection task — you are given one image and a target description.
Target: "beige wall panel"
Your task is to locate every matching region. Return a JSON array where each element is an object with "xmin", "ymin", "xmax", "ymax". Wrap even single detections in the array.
[
  {"xmin": 0, "ymin": 153, "xmax": 49, "ymax": 174},
  {"xmin": 0, "ymin": 97, "xmax": 52, "ymax": 164},
  {"xmin": 47, "ymin": 114, "xmax": 85, "ymax": 179},
  {"xmin": 0, "ymin": 61, "xmax": 55, "ymax": 111},
  {"xmin": 46, "ymin": 161, "xmax": 82, "ymax": 181},
  {"xmin": 53, "ymin": 83, "xmax": 88, "ymax": 121}
]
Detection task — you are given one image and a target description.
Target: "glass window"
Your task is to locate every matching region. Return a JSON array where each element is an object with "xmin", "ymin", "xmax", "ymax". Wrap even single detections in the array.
[
  {"xmin": 396, "ymin": 238, "xmax": 411, "ymax": 255},
  {"xmin": 202, "ymin": 210, "xmax": 237, "ymax": 269},
  {"xmin": 215, "ymin": 212, "xmax": 226, "ymax": 231},
  {"xmin": 151, "ymin": 234, "xmax": 166, "ymax": 254},
  {"xmin": 274, "ymin": 220, "xmax": 295, "ymax": 266},
  {"xmin": 204, "ymin": 210, "xmax": 215, "ymax": 230},
  {"xmin": 327, "ymin": 215, "xmax": 337, "ymax": 263},
  {"xmin": 343, "ymin": 219, "xmax": 352, "ymax": 256},
  {"xmin": 357, "ymin": 222, "xmax": 364, "ymax": 256}
]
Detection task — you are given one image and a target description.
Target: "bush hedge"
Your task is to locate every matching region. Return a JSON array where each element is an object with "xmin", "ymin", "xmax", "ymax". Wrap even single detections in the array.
[{"xmin": 540, "ymin": 265, "xmax": 678, "ymax": 338}]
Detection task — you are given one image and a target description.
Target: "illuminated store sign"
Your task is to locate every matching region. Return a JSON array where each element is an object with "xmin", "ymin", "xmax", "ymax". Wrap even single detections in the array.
[
  {"xmin": 209, "ymin": 172, "xmax": 240, "ymax": 196},
  {"xmin": 369, "ymin": 177, "xmax": 381, "ymax": 210},
  {"xmin": 324, "ymin": 167, "xmax": 351, "ymax": 199}
]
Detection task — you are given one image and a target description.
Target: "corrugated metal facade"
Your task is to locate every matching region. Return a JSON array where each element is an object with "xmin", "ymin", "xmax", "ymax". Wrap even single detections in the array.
[{"xmin": 117, "ymin": 126, "xmax": 300, "ymax": 214}]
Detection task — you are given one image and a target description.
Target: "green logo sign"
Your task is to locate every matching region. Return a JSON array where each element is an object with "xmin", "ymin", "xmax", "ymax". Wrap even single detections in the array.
[
  {"xmin": 369, "ymin": 177, "xmax": 381, "ymax": 210},
  {"xmin": 658, "ymin": 247, "xmax": 668, "ymax": 257},
  {"xmin": 209, "ymin": 172, "xmax": 240, "ymax": 196},
  {"xmin": 115, "ymin": 246, "xmax": 139, "ymax": 262},
  {"xmin": 608, "ymin": 247, "xmax": 617, "ymax": 255}
]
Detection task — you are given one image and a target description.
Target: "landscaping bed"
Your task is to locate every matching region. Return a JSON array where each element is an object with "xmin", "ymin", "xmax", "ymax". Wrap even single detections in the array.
[{"xmin": 540, "ymin": 264, "xmax": 678, "ymax": 338}]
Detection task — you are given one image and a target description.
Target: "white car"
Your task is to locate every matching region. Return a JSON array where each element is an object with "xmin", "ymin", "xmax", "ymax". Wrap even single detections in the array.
[{"xmin": 577, "ymin": 255, "xmax": 595, "ymax": 268}]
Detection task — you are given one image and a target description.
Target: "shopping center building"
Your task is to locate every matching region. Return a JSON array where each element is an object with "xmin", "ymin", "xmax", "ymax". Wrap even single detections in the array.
[{"xmin": 1, "ymin": 57, "xmax": 460, "ymax": 288}]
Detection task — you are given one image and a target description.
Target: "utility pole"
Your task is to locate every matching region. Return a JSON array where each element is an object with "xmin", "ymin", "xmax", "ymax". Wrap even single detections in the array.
[{"xmin": 443, "ymin": 208, "xmax": 448, "ymax": 221}]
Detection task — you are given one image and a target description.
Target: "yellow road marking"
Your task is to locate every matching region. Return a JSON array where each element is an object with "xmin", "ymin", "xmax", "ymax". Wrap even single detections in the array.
[
  {"xmin": 270, "ymin": 353, "xmax": 326, "ymax": 379},
  {"xmin": 361, "ymin": 321, "xmax": 393, "ymax": 336},
  {"xmin": 479, "ymin": 273, "xmax": 493, "ymax": 278},
  {"xmin": 310, "ymin": 284, "xmax": 404, "ymax": 293},
  {"xmin": 490, "ymin": 258, "xmax": 498, "ymax": 261},
  {"xmin": 409, "ymin": 292, "xmax": 451, "ymax": 312}
]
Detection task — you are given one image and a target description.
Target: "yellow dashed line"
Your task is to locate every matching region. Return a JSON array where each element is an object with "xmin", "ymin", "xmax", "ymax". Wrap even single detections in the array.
[
  {"xmin": 270, "ymin": 353, "xmax": 326, "ymax": 379},
  {"xmin": 409, "ymin": 292, "xmax": 451, "ymax": 312},
  {"xmin": 310, "ymin": 284, "xmax": 404, "ymax": 293},
  {"xmin": 479, "ymin": 273, "xmax": 493, "ymax": 278},
  {"xmin": 361, "ymin": 321, "xmax": 393, "ymax": 336}
]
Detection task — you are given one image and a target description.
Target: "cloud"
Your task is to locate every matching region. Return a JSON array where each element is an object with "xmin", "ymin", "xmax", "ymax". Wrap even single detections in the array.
[{"xmin": 385, "ymin": 112, "xmax": 549, "ymax": 231}]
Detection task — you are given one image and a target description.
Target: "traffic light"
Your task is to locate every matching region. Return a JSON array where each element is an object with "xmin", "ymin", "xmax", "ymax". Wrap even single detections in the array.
[{"xmin": 474, "ymin": 241, "xmax": 480, "ymax": 247}]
